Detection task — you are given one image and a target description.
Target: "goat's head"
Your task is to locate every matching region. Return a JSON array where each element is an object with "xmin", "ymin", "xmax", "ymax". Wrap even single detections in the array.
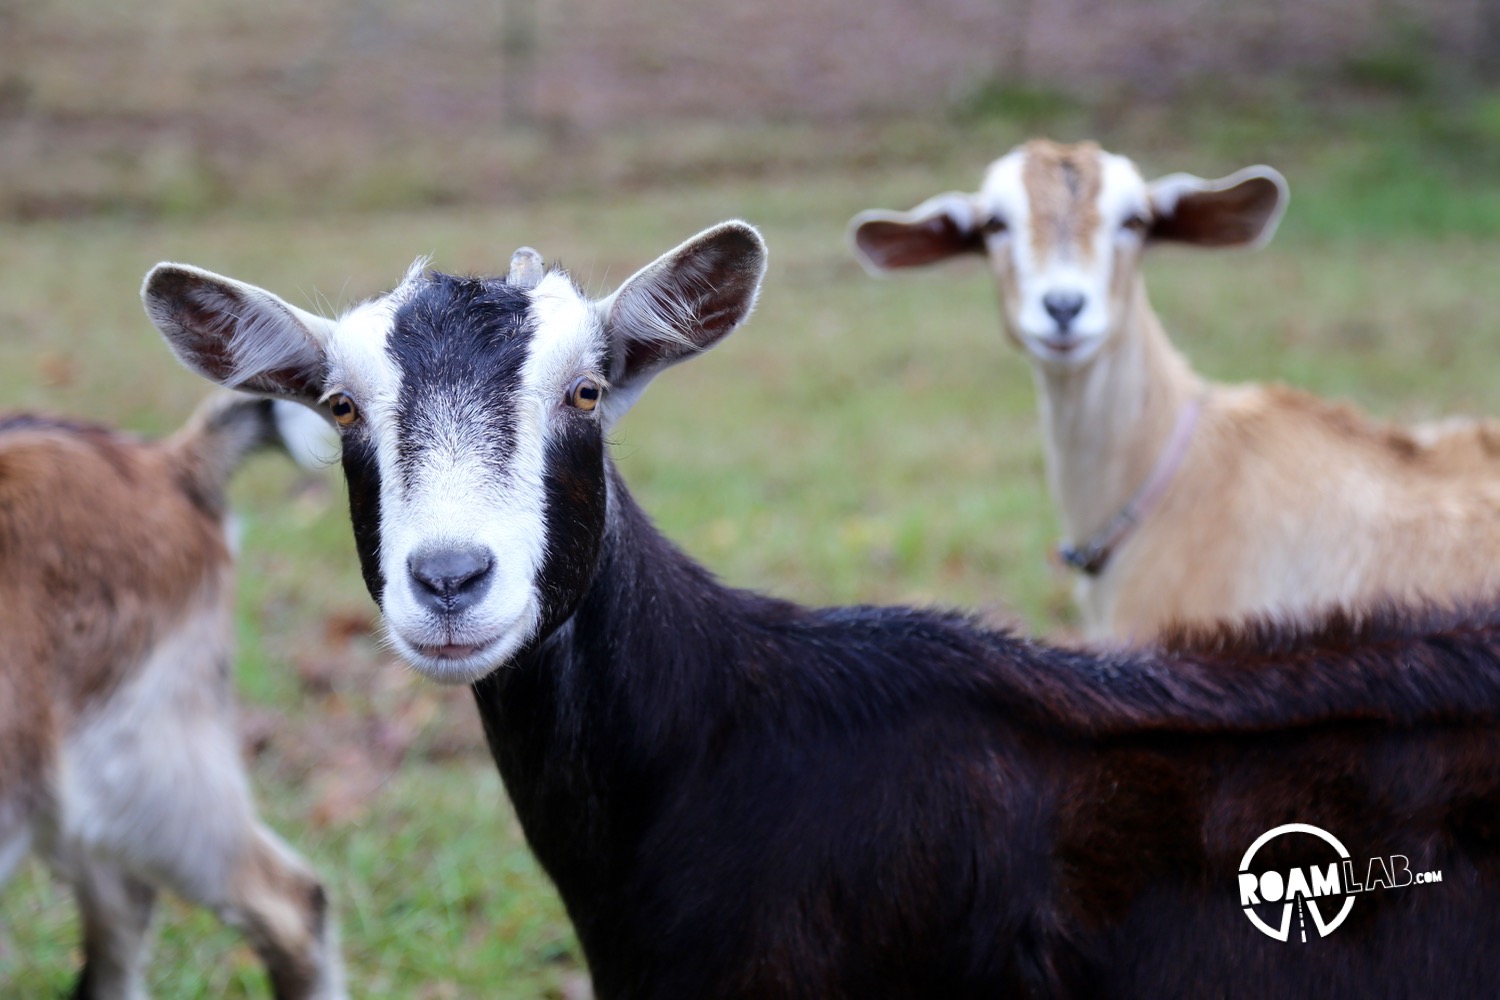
[
  {"xmin": 143, "ymin": 222, "xmax": 767, "ymax": 684},
  {"xmin": 850, "ymin": 139, "xmax": 1287, "ymax": 370}
]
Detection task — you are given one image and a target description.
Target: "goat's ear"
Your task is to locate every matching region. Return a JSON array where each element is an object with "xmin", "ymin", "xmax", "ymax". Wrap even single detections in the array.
[
  {"xmin": 596, "ymin": 220, "xmax": 766, "ymax": 421},
  {"xmin": 1147, "ymin": 166, "xmax": 1289, "ymax": 250},
  {"xmin": 142, "ymin": 263, "xmax": 334, "ymax": 402},
  {"xmin": 848, "ymin": 192, "xmax": 985, "ymax": 274}
]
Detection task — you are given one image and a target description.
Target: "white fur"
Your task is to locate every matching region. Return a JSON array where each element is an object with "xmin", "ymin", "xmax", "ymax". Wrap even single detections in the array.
[
  {"xmin": 272, "ymin": 400, "xmax": 341, "ymax": 469},
  {"xmin": 342, "ymin": 271, "xmax": 604, "ymax": 684},
  {"xmin": 975, "ymin": 149, "xmax": 1149, "ymax": 369},
  {"xmin": 1, "ymin": 386, "xmax": 347, "ymax": 996},
  {"xmin": 145, "ymin": 225, "xmax": 764, "ymax": 688},
  {"xmin": 43, "ymin": 600, "xmax": 252, "ymax": 902},
  {"xmin": 14, "ymin": 592, "xmax": 345, "ymax": 997}
]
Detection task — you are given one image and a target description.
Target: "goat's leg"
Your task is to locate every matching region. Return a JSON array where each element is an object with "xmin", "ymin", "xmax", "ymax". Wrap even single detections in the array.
[
  {"xmin": 213, "ymin": 823, "xmax": 346, "ymax": 1000},
  {"xmin": 69, "ymin": 861, "xmax": 156, "ymax": 1000},
  {"xmin": 66, "ymin": 609, "xmax": 346, "ymax": 998}
]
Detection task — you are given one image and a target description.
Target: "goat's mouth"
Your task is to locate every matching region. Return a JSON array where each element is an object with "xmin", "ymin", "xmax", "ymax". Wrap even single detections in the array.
[
  {"xmin": 394, "ymin": 631, "xmax": 509, "ymax": 684},
  {"xmin": 415, "ymin": 640, "xmax": 492, "ymax": 660},
  {"xmin": 382, "ymin": 587, "xmax": 542, "ymax": 683},
  {"xmin": 385, "ymin": 617, "xmax": 532, "ymax": 684},
  {"xmin": 1025, "ymin": 331, "xmax": 1104, "ymax": 365}
]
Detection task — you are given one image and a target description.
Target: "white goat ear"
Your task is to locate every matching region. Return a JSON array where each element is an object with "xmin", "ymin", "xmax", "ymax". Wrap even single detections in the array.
[
  {"xmin": 1147, "ymin": 166, "xmax": 1289, "ymax": 250},
  {"xmin": 142, "ymin": 263, "xmax": 335, "ymax": 402},
  {"xmin": 596, "ymin": 220, "xmax": 766, "ymax": 421},
  {"xmin": 848, "ymin": 192, "xmax": 985, "ymax": 274}
]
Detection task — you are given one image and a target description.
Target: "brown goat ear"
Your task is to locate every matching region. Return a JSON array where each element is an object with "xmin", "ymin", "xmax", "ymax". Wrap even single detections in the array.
[
  {"xmin": 595, "ymin": 220, "xmax": 766, "ymax": 422},
  {"xmin": 1147, "ymin": 167, "xmax": 1289, "ymax": 250},
  {"xmin": 142, "ymin": 264, "xmax": 334, "ymax": 402},
  {"xmin": 848, "ymin": 192, "xmax": 985, "ymax": 273}
]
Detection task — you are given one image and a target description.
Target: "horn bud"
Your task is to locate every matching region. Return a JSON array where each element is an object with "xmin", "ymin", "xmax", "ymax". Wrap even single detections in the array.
[{"xmin": 508, "ymin": 247, "xmax": 544, "ymax": 289}]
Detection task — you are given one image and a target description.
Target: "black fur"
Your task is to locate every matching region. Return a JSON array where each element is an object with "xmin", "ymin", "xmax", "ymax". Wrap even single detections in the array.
[
  {"xmin": 342, "ymin": 274, "xmax": 537, "ymax": 603},
  {"xmin": 344, "ymin": 271, "xmax": 1500, "ymax": 999},
  {"xmin": 388, "ymin": 274, "xmax": 530, "ymax": 490},
  {"xmin": 340, "ymin": 428, "xmax": 385, "ymax": 602},
  {"xmin": 466, "ymin": 456, "xmax": 1500, "ymax": 998}
]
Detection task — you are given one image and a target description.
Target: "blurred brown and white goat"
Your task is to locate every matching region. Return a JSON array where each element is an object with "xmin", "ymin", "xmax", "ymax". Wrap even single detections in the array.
[
  {"xmin": 851, "ymin": 139, "xmax": 1500, "ymax": 641},
  {"xmin": 0, "ymin": 393, "xmax": 344, "ymax": 998}
]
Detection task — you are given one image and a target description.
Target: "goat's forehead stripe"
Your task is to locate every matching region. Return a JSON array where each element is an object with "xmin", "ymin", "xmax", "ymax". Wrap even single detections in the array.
[
  {"xmin": 1018, "ymin": 142, "xmax": 1103, "ymax": 260},
  {"xmin": 978, "ymin": 145, "xmax": 1150, "ymax": 260}
]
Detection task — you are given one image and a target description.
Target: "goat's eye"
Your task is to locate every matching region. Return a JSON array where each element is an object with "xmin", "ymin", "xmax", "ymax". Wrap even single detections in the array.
[
  {"xmin": 567, "ymin": 376, "xmax": 602, "ymax": 412},
  {"xmin": 980, "ymin": 216, "xmax": 1008, "ymax": 236},
  {"xmin": 329, "ymin": 393, "xmax": 359, "ymax": 427},
  {"xmin": 1121, "ymin": 213, "xmax": 1150, "ymax": 235}
]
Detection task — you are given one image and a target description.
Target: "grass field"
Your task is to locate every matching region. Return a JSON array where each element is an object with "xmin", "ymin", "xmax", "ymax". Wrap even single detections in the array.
[{"xmin": 3, "ymin": 93, "xmax": 1500, "ymax": 995}]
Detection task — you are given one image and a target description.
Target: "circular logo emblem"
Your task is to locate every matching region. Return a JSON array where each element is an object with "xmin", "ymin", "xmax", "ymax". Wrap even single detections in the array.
[{"xmin": 1238, "ymin": 823, "xmax": 1355, "ymax": 941}]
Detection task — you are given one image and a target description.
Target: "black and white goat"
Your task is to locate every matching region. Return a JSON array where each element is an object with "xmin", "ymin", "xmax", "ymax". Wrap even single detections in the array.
[
  {"xmin": 145, "ymin": 225, "xmax": 1500, "ymax": 998},
  {"xmin": 0, "ymin": 393, "xmax": 344, "ymax": 999}
]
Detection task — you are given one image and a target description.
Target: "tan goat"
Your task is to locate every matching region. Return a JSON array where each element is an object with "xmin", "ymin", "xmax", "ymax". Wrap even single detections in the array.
[
  {"xmin": 0, "ymin": 394, "xmax": 345, "ymax": 998},
  {"xmin": 851, "ymin": 139, "xmax": 1500, "ymax": 641}
]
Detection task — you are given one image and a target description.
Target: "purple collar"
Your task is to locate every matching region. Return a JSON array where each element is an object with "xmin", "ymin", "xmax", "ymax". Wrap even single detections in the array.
[{"xmin": 1058, "ymin": 396, "xmax": 1204, "ymax": 577}]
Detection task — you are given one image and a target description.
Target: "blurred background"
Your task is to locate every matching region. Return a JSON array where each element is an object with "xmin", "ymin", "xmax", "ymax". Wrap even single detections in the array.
[{"xmin": 2, "ymin": 0, "xmax": 1499, "ymax": 995}]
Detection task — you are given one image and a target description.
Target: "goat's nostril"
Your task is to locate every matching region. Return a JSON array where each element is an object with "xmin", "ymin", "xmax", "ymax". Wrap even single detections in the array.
[
  {"xmin": 1042, "ymin": 291, "xmax": 1086, "ymax": 329},
  {"xmin": 408, "ymin": 546, "xmax": 495, "ymax": 610}
]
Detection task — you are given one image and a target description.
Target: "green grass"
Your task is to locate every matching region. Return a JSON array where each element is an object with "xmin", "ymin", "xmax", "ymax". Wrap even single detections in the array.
[
  {"xmin": 4, "ymin": 102, "xmax": 1500, "ymax": 995},
  {"xmin": 1, "ymin": 764, "xmax": 582, "ymax": 998}
]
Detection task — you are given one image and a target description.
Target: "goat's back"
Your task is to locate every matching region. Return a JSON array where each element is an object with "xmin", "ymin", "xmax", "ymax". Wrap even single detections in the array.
[
  {"xmin": 1034, "ymin": 720, "xmax": 1500, "ymax": 996},
  {"xmin": 0, "ymin": 415, "xmax": 230, "ymax": 721},
  {"xmin": 1095, "ymin": 384, "xmax": 1500, "ymax": 636}
]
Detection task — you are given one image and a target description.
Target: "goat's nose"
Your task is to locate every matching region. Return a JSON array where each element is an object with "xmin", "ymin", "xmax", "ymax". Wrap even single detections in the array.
[
  {"xmin": 1042, "ymin": 291, "xmax": 1086, "ymax": 330},
  {"xmin": 408, "ymin": 545, "xmax": 495, "ymax": 614}
]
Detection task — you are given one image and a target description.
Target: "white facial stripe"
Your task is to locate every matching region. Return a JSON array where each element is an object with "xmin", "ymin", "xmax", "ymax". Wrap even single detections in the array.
[
  {"xmin": 326, "ymin": 292, "xmax": 406, "ymax": 479},
  {"xmin": 1096, "ymin": 152, "xmax": 1150, "ymax": 245},
  {"xmin": 524, "ymin": 271, "xmax": 606, "ymax": 405},
  {"xmin": 980, "ymin": 148, "xmax": 1037, "ymax": 282},
  {"xmin": 979, "ymin": 151, "xmax": 1029, "ymax": 242},
  {"xmin": 327, "ymin": 299, "xmax": 399, "ymax": 399}
]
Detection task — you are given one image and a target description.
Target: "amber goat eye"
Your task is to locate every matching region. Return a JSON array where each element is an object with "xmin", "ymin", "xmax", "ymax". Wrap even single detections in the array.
[
  {"xmin": 1122, "ymin": 214, "xmax": 1150, "ymax": 234},
  {"xmin": 329, "ymin": 393, "xmax": 359, "ymax": 427},
  {"xmin": 567, "ymin": 377, "xmax": 602, "ymax": 412},
  {"xmin": 980, "ymin": 216, "xmax": 1008, "ymax": 236}
]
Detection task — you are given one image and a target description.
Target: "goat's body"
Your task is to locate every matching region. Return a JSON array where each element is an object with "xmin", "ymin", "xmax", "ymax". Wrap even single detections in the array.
[
  {"xmin": 0, "ymin": 402, "xmax": 343, "ymax": 998},
  {"xmin": 144, "ymin": 227, "xmax": 1500, "ymax": 999},
  {"xmin": 850, "ymin": 141, "xmax": 1500, "ymax": 641},
  {"xmin": 479, "ymin": 468, "xmax": 1500, "ymax": 998},
  {"xmin": 1057, "ymin": 294, "xmax": 1500, "ymax": 639}
]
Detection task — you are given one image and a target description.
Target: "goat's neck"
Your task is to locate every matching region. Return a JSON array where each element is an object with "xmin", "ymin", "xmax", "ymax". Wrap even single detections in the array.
[
  {"xmin": 1033, "ymin": 278, "xmax": 1204, "ymax": 542},
  {"xmin": 469, "ymin": 462, "xmax": 764, "ymax": 951}
]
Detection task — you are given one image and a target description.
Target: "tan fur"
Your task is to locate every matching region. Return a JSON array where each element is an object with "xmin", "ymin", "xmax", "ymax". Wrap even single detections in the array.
[
  {"xmin": 1097, "ymin": 375, "xmax": 1500, "ymax": 640},
  {"xmin": 0, "ymin": 426, "xmax": 224, "ymax": 712},
  {"xmin": 1018, "ymin": 148, "xmax": 1500, "ymax": 640},
  {"xmin": 852, "ymin": 140, "xmax": 1500, "ymax": 642},
  {"xmin": 0, "ymin": 398, "xmax": 345, "ymax": 999},
  {"xmin": 1021, "ymin": 139, "xmax": 1103, "ymax": 263}
]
